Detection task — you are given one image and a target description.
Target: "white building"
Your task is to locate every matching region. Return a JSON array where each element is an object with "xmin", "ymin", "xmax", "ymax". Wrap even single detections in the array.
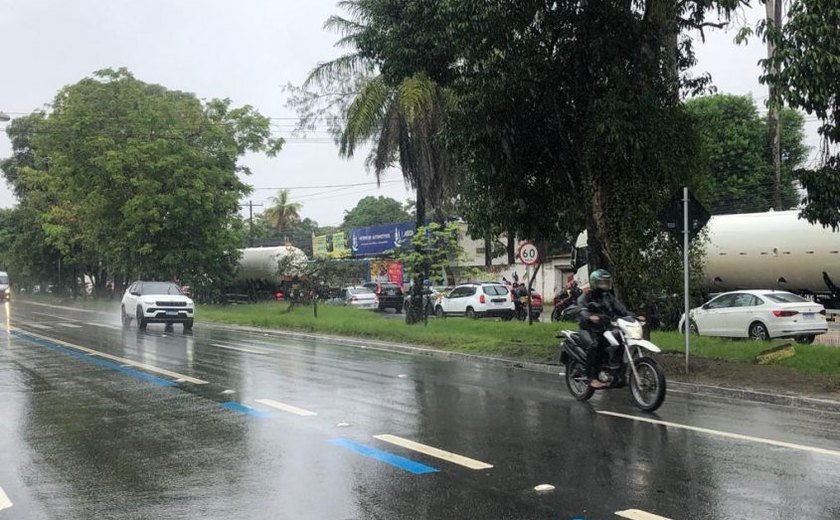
[{"xmin": 453, "ymin": 223, "xmax": 574, "ymax": 299}]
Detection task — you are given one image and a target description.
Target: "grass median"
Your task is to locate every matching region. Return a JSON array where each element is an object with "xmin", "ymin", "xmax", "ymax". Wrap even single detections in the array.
[{"xmin": 197, "ymin": 302, "xmax": 840, "ymax": 377}]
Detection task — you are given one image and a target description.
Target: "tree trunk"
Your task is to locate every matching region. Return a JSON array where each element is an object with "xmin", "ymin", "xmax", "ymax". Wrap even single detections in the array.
[
  {"xmin": 484, "ymin": 235, "xmax": 492, "ymax": 267},
  {"xmin": 506, "ymin": 231, "xmax": 515, "ymax": 265},
  {"xmin": 526, "ymin": 263, "xmax": 542, "ymax": 325},
  {"xmin": 407, "ymin": 190, "xmax": 427, "ymax": 325}
]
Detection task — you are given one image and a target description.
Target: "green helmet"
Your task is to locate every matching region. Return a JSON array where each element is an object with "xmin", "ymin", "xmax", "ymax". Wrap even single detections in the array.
[{"xmin": 589, "ymin": 269, "xmax": 613, "ymax": 291}]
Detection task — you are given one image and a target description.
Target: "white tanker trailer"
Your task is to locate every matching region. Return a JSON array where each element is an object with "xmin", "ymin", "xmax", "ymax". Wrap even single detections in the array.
[
  {"xmin": 235, "ymin": 245, "xmax": 308, "ymax": 283},
  {"xmin": 571, "ymin": 210, "xmax": 840, "ymax": 307},
  {"xmin": 703, "ymin": 211, "xmax": 840, "ymax": 300}
]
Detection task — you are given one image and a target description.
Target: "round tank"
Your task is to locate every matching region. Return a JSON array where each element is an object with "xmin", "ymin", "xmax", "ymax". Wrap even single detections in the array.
[
  {"xmin": 703, "ymin": 210, "xmax": 840, "ymax": 293},
  {"xmin": 236, "ymin": 246, "xmax": 308, "ymax": 282}
]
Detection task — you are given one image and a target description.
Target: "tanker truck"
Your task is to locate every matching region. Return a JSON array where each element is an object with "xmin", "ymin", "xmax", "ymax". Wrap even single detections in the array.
[
  {"xmin": 570, "ymin": 210, "xmax": 840, "ymax": 309},
  {"xmin": 228, "ymin": 245, "xmax": 309, "ymax": 302}
]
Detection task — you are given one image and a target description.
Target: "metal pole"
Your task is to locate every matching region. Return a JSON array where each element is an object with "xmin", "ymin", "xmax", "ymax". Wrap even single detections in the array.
[{"xmin": 683, "ymin": 186, "xmax": 690, "ymax": 374}]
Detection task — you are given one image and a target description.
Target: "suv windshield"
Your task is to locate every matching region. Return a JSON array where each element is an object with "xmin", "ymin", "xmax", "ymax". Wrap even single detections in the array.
[
  {"xmin": 763, "ymin": 292, "xmax": 807, "ymax": 303},
  {"xmin": 482, "ymin": 285, "xmax": 509, "ymax": 296},
  {"xmin": 140, "ymin": 282, "xmax": 183, "ymax": 296},
  {"xmin": 0, "ymin": 276, "xmax": 8, "ymax": 285}
]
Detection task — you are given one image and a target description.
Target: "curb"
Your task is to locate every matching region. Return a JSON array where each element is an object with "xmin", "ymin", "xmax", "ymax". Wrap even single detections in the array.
[{"xmin": 200, "ymin": 321, "xmax": 840, "ymax": 413}]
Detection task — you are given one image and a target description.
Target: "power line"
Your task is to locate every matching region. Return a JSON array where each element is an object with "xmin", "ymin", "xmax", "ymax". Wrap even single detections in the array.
[{"xmin": 250, "ymin": 180, "xmax": 402, "ymax": 191}]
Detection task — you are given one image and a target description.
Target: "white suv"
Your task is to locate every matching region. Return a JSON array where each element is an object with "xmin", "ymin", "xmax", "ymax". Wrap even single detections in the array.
[
  {"xmin": 434, "ymin": 283, "xmax": 515, "ymax": 319},
  {"xmin": 121, "ymin": 281, "xmax": 195, "ymax": 331}
]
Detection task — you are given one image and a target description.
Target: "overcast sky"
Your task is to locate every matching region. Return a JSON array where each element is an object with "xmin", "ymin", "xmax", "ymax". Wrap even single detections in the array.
[{"xmin": 0, "ymin": 1, "xmax": 822, "ymax": 226}]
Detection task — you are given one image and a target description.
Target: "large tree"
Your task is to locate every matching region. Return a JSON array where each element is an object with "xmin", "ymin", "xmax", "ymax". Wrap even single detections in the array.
[
  {"xmin": 342, "ymin": 195, "xmax": 411, "ymax": 228},
  {"xmin": 685, "ymin": 94, "xmax": 807, "ymax": 214},
  {"xmin": 335, "ymin": 0, "xmax": 739, "ymax": 304},
  {"xmin": 760, "ymin": 0, "xmax": 840, "ymax": 229},
  {"xmin": 1, "ymin": 68, "xmax": 282, "ymax": 293}
]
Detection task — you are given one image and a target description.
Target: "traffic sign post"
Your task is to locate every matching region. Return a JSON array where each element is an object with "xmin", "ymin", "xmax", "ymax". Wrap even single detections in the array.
[
  {"xmin": 660, "ymin": 189, "xmax": 710, "ymax": 249},
  {"xmin": 517, "ymin": 242, "xmax": 540, "ymax": 326},
  {"xmin": 660, "ymin": 188, "xmax": 710, "ymax": 375},
  {"xmin": 517, "ymin": 242, "xmax": 539, "ymax": 266}
]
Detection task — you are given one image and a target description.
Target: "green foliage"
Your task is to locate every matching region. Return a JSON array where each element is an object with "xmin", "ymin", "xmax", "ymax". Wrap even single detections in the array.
[
  {"xmin": 196, "ymin": 302, "xmax": 840, "ymax": 378},
  {"xmin": 761, "ymin": 0, "xmax": 840, "ymax": 229},
  {"xmin": 287, "ymin": 5, "xmax": 462, "ymax": 225},
  {"xmin": 331, "ymin": 0, "xmax": 739, "ymax": 308},
  {"xmin": 685, "ymin": 94, "xmax": 807, "ymax": 214},
  {"xmin": 0, "ymin": 68, "xmax": 282, "ymax": 291},
  {"xmin": 342, "ymin": 195, "xmax": 411, "ymax": 228},
  {"xmin": 391, "ymin": 222, "xmax": 463, "ymax": 286},
  {"xmin": 262, "ymin": 189, "xmax": 302, "ymax": 232}
]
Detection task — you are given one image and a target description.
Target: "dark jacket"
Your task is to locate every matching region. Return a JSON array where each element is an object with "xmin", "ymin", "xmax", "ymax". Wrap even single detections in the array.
[{"xmin": 577, "ymin": 290, "xmax": 630, "ymax": 330}]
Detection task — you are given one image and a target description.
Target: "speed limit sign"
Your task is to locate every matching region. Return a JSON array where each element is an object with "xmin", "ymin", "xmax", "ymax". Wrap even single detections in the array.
[{"xmin": 517, "ymin": 242, "xmax": 539, "ymax": 266}]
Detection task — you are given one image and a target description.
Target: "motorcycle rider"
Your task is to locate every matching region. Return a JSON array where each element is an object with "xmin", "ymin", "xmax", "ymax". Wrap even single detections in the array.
[{"xmin": 577, "ymin": 269, "xmax": 630, "ymax": 389}]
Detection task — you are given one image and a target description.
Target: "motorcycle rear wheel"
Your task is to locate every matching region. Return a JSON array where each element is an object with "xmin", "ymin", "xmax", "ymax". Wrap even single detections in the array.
[
  {"xmin": 629, "ymin": 356, "xmax": 666, "ymax": 412},
  {"xmin": 565, "ymin": 360, "xmax": 594, "ymax": 401}
]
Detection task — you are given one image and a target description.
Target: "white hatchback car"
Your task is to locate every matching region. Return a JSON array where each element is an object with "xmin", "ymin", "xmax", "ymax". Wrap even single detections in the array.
[
  {"xmin": 121, "ymin": 281, "xmax": 195, "ymax": 331},
  {"xmin": 434, "ymin": 283, "xmax": 515, "ymax": 319},
  {"xmin": 685, "ymin": 290, "xmax": 828, "ymax": 343}
]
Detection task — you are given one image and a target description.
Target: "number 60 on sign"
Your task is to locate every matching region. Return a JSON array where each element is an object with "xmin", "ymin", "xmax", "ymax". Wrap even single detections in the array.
[{"xmin": 517, "ymin": 242, "xmax": 539, "ymax": 265}]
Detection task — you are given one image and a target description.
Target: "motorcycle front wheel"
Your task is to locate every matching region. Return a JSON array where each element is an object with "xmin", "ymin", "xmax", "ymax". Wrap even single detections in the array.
[
  {"xmin": 565, "ymin": 360, "xmax": 594, "ymax": 401},
  {"xmin": 629, "ymin": 356, "xmax": 666, "ymax": 412}
]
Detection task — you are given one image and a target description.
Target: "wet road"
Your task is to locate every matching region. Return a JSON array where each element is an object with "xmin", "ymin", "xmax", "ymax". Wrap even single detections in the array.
[{"xmin": 1, "ymin": 300, "xmax": 840, "ymax": 519}]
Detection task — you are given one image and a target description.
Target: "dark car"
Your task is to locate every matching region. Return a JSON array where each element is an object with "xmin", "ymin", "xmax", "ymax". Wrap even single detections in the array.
[{"xmin": 363, "ymin": 282, "xmax": 404, "ymax": 312}]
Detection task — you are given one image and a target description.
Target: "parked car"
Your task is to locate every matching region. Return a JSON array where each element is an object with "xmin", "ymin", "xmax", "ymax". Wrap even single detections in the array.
[
  {"xmin": 363, "ymin": 282, "xmax": 404, "ymax": 312},
  {"xmin": 121, "ymin": 281, "xmax": 195, "ymax": 331},
  {"xmin": 682, "ymin": 290, "xmax": 828, "ymax": 343},
  {"xmin": 434, "ymin": 283, "xmax": 515, "ymax": 319},
  {"xmin": 0, "ymin": 271, "xmax": 10, "ymax": 302},
  {"xmin": 340, "ymin": 286, "xmax": 378, "ymax": 309}
]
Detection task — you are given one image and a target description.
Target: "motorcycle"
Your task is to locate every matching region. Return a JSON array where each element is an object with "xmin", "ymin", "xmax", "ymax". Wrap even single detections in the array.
[
  {"xmin": 550, "ymin": 294, "xmax": 577, "ymax": 322},
  {"xmin": 559, "ymin": 311, "xmax": 667, "ymax": 412}
]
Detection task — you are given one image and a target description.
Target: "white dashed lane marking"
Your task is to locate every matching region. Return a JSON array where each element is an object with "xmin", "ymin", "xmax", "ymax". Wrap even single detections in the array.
[
  {"xmin": 255, "ymin": 398, "xmax": 318, "ymax": 417},
  {"xmin": 210, "ymin": 343, "xmax": 269, "ymax": 355},
  {"xmin": 373, "ymin": 434, "xmax": 493, "ymax": 470},
  {"xmin": 599, "ymin": 411, "xmax": 840, "ymax": 458},
  {"xmin": 0, "ymin": 486, "xmax": 12, "ymax": 511},
  {"xmin": 615, "ymin": 509, "xmax": 672, "ymax": 520}
]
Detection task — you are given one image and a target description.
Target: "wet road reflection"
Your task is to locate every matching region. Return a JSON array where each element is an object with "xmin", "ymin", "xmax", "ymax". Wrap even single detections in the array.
[{"xmin": 1, "ymin": 300, "xmax": 839, "ymax": 519}]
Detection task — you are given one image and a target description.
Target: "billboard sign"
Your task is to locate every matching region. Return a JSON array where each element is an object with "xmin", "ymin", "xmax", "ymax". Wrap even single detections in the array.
[
  {"xmin": 349, "ymin": 222, "xmax": 415, "ymax": 257},
  {"xmin": 313, "ymin": 235, "xmax": 329, "ymax": 257}
]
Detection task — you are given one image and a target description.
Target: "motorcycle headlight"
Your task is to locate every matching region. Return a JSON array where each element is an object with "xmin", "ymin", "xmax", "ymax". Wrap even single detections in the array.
[{"xmin": 623, "ymin": 321, "xmax": 644, "ymax": 340}]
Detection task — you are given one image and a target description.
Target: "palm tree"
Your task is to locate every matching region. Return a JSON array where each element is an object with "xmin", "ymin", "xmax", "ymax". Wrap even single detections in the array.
[
  {"xmin": 303, "ymin": 2, "xmax": 462, "ymax": 324},
  {"xmin": 305, "ymin": 3, "xmax": 460, "ymax": 227},
  {"xmin": 263, "ymin": 189, "xmax": 302, "ymax": 233}
]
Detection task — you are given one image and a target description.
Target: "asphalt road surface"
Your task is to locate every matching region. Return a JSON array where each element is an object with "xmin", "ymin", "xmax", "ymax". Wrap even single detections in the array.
[{"xmin": 1, "ymin": 300, "xmax": 840, "ymax": 519}]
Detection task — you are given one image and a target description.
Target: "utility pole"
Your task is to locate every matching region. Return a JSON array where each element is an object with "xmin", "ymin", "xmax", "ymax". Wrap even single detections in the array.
[
  {"xmin": 766, "ymin": 0, "xmax": 783, "ymax": 210},
  {"xmin": 239, "ymin": 201, "xmax": 263, "ymax": 244}
]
